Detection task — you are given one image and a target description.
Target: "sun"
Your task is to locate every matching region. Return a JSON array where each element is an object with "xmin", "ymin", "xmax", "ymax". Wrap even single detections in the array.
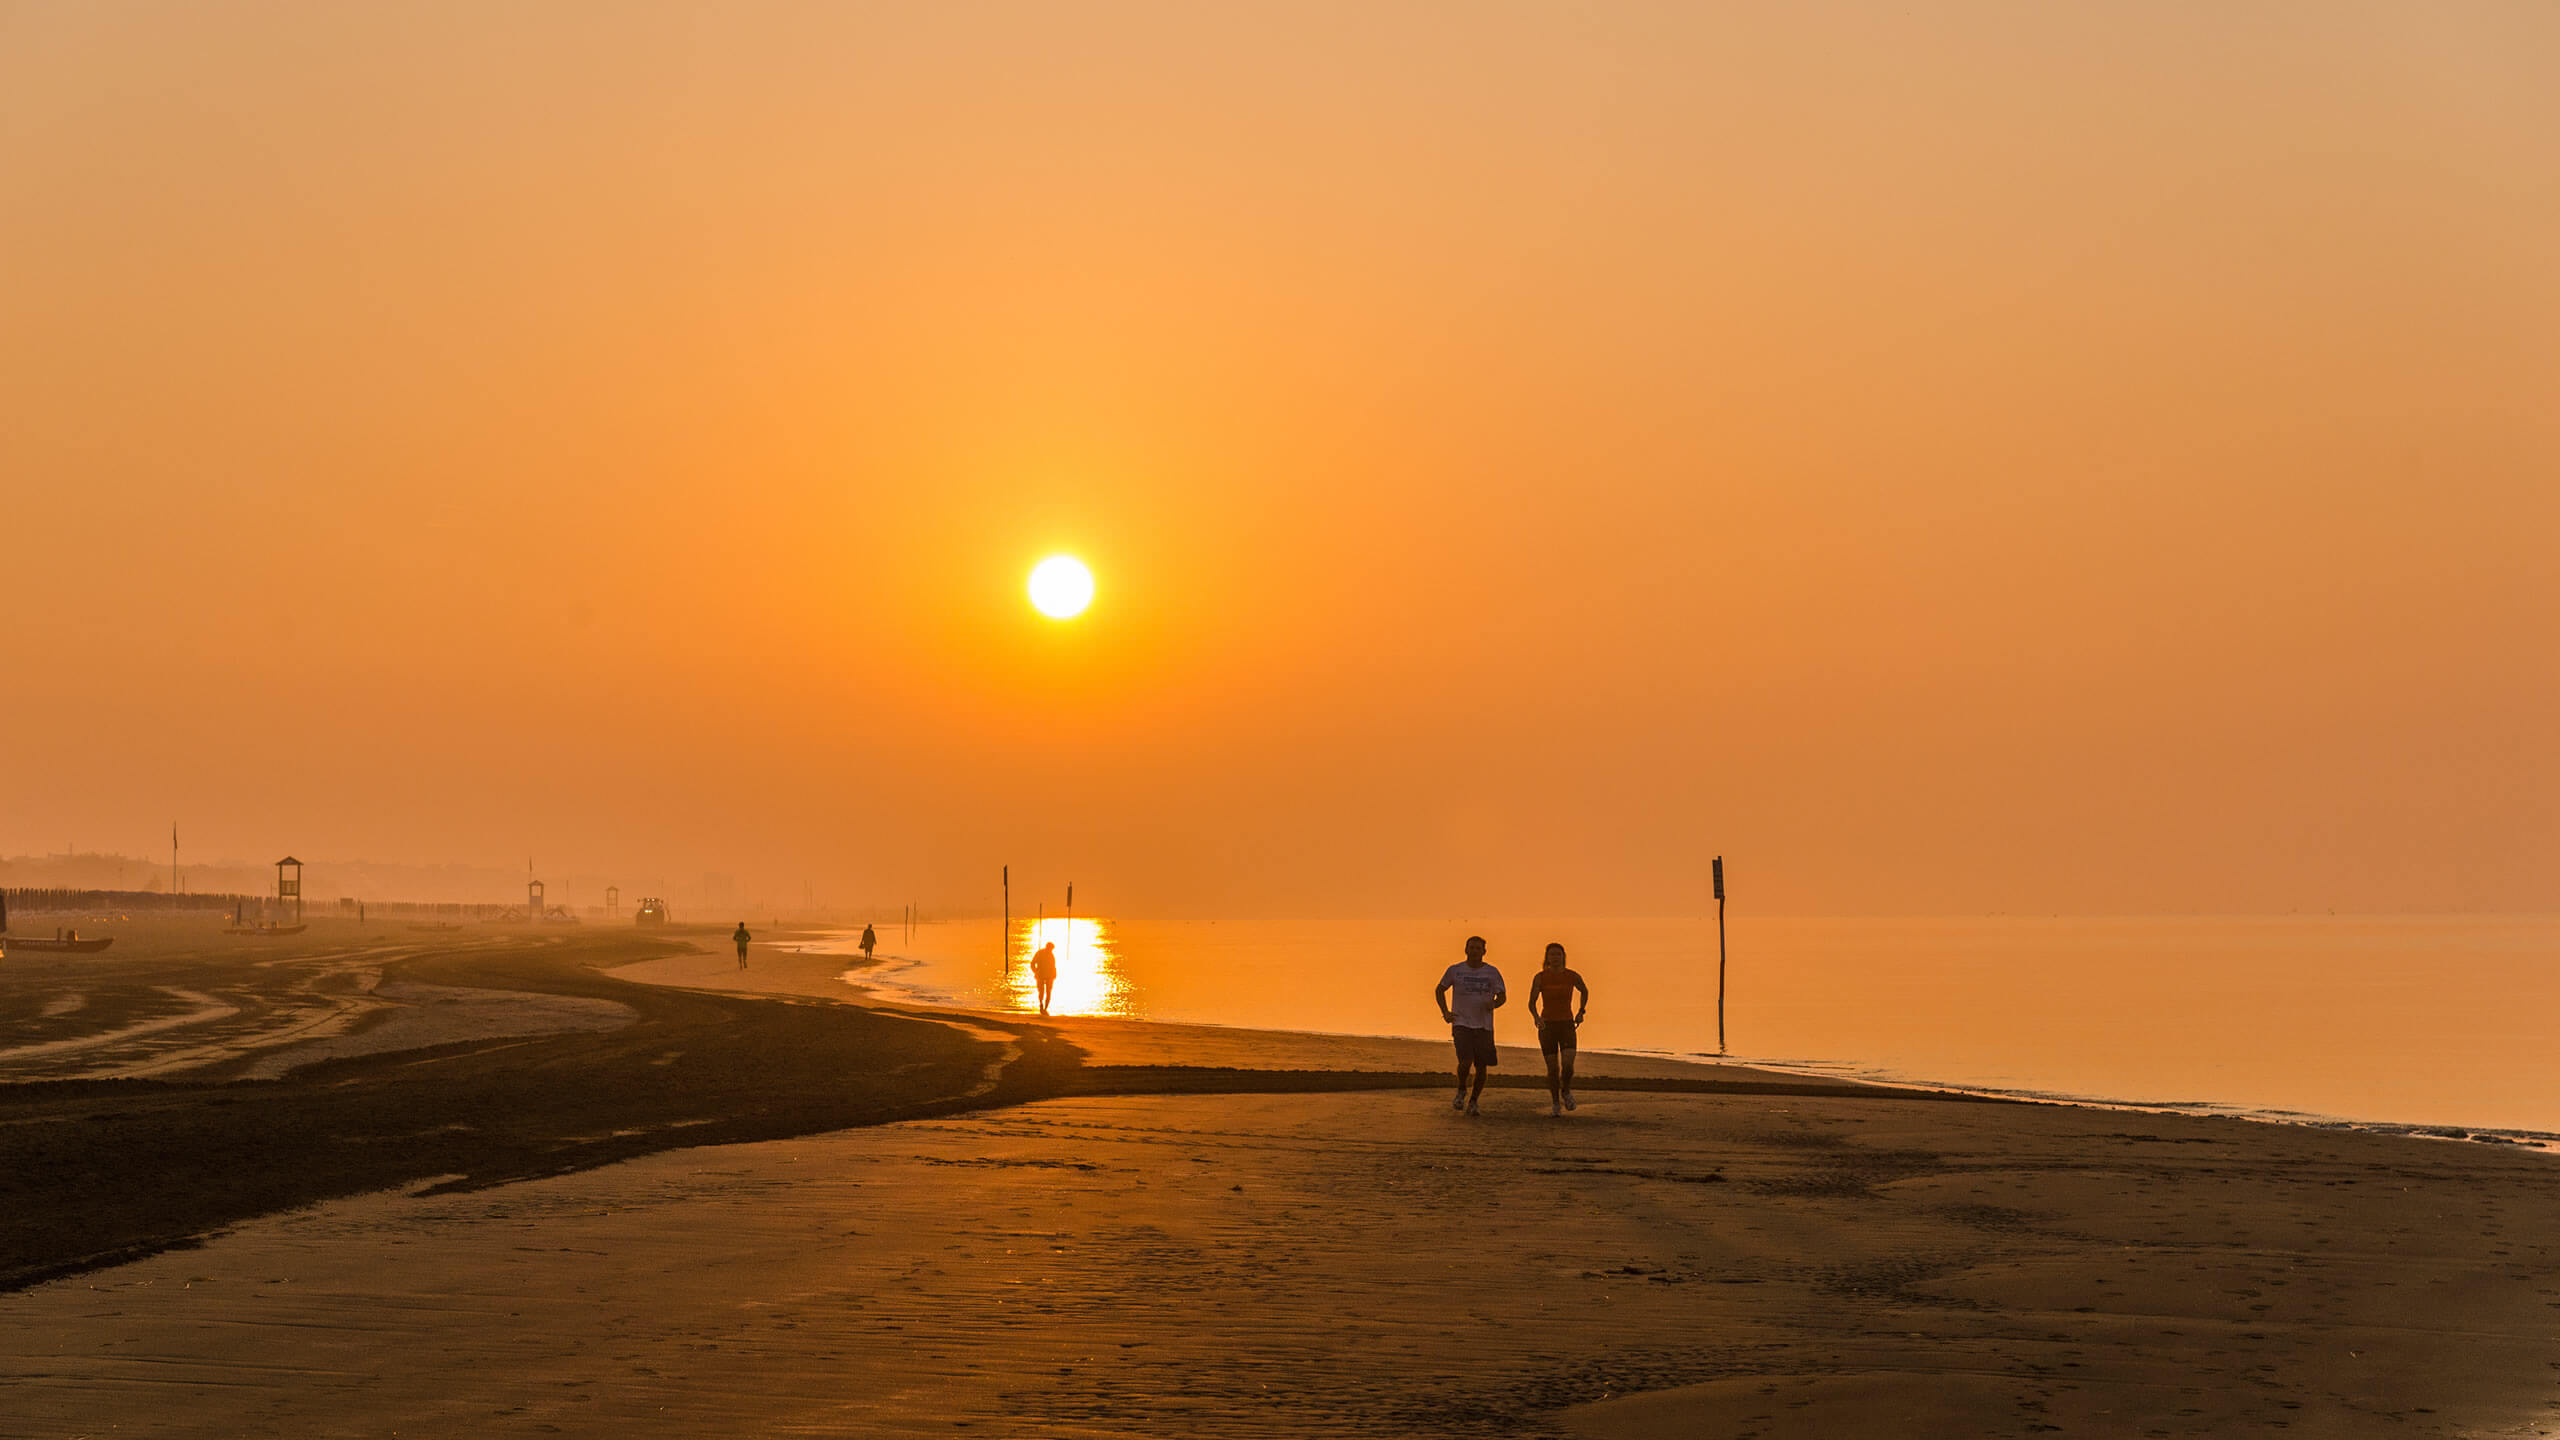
[{"xmin": 1027, "ymin": 555, "xmax": 1095, "ymax": 619}]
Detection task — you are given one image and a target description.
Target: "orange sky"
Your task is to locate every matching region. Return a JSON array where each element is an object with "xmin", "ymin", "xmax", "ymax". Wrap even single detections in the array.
[{"xmin": 5, "ymin": 3, "xmax": 2555, "ymax": 915}]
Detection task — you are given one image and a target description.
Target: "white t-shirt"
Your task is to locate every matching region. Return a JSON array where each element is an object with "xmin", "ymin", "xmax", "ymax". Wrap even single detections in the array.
[{"xmin": 1439, "ymin": 961, "xmax": 1506, "ymax": 1030}]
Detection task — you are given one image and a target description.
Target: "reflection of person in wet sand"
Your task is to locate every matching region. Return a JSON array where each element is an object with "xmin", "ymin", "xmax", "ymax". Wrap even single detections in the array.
[
  {"xmin": 733, "ymin": 921, "xmax": 751, "ymax": 969},
  {"xmin": 1434, "ymin": 936, "xmax": 1505, "ymax": 1116},
  {"xmin": 859, "ymin": 924, "xmax": 877, "ymax": 958},
  {"xmin": 1030, "ymin": 941, "xmax": 1059, "ymax": 1016},
  {"xmin": 1527, "ymin": 942, "xmax": 1589, "ymax": 1118}
]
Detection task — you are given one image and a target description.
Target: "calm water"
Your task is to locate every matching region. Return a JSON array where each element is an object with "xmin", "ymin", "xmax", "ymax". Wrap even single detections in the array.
[{"xmin": 809, "ymin": 915, "xmax": 2560, "ymax": 1136}]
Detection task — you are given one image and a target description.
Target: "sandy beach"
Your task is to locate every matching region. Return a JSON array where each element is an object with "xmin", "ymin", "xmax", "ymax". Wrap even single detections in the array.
[{"xmin": 4, "ymin": 927, "xmax": 2557, "ymax": 1437}]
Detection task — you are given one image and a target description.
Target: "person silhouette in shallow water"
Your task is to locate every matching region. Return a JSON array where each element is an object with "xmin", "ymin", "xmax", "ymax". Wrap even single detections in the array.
[
  {"xmin": 1434, "ymin": 936, "xmax": 1506, "ymax": 1115},
  {"xmin": 733, "ymin": 921, "xmax": 751, "ymax": 969},
  {"xmin": 1031, "ymin": 941, "xmax": 1059, "ymax": 1015},
  {"xmin": 859, "ymin": 923, "xmax": 877, "ymax": 958}
]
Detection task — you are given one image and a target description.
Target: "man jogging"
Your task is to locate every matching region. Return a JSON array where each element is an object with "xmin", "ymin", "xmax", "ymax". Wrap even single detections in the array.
[
  {"xmin": 733, "ymin": 921, "xmax": 751, "ymax": 969},
  {"xmin": 1527, "ymin": 942, "xmax": 1589, "ymax": 1117},
  {"xmin": 1434, "ymin": 936, "xmax": 1506, "ymax": 1115}
]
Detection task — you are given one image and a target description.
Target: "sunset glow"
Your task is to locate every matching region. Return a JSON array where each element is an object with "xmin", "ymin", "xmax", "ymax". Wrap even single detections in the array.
[
  {"xmin": 3, "ymin": 6, "xmax": 2552, "ymax": 915},
  {"xmin": 1014, "ymin": 917, "xmax": 1126, "ymax": 1017}
]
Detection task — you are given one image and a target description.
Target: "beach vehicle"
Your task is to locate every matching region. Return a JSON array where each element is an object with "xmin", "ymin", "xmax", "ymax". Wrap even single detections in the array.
[{"xmin": 635, "ymin": 897, "xmax": 670, "ymax": 927}]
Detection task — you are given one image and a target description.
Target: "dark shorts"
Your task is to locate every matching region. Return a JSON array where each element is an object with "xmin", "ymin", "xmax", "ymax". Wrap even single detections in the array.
[
  {"xmin": 1452, "ymin": 1025, "xmax": 1497, "ymax": 1067},
  {"xmin": 1538, "ymin": 1020, "xmax": 1578, "ymax": 1056}
]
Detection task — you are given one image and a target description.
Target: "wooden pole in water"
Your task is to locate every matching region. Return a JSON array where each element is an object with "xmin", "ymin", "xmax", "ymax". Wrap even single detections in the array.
[
  {"xmin": 1065, "ymin": 882, "xmax": 1074, "ymax": 973},
  {"xmin": 1713, "ymin": 855, "xmax": 1728, "ymax": 1055},
  {"xmin": 1002, "ymin": 866, "xmax": 1010, "ymax": 972}
]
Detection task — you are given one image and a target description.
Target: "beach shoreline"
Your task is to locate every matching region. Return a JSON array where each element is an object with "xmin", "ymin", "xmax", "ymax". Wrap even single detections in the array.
[
  {"xmin": 774, "ymin": 913, "xmax": 2560, "ymax": 1140},
  {"xmin": 737, "ymin": 927, "xmax": 2560, "ymax": 1154},
  {"xmin": 0, "ymin": 922, "xmax": 1900, "ymax": 1295}
]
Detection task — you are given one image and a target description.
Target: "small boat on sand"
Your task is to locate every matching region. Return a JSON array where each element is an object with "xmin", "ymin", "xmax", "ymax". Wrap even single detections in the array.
[
  {"xmin": 4, "ymin": 934, "xmax": 115, "ymax": 953},
  {"xmin": 0, "ymin": 895, "xmax": 115, "ymax": 951}
]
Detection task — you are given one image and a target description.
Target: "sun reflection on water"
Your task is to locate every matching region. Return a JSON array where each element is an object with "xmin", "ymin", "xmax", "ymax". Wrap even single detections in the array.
[{"xmin": 1010, "ymin": 916, "xmax": 1134, "ymax": 1017}]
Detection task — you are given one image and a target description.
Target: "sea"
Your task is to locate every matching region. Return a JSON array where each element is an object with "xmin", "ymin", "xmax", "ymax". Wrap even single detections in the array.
[{"xmin": 802, "ymin": 914, "xmax": 2560, "ymax": 1140}]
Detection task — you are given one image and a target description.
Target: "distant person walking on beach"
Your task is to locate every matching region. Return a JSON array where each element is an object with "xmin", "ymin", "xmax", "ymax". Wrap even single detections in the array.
[
  {"xmin": 859, "ymin": 923, "xmax": 877, "ymax": 958},
  {"xmin": 1030, "ymin": 941, "xmax": 1059, "ymax": 1015},
  {"xmin": 1528, "ymin": 942, "xmax": 1589, "ymax": 1117},
  {"xmin": 733, "ymin": 921, "xmax": 751, "ymax": 969},
  {"xmin": 1435, "ymin": 936, "xmax": 1506, "ymax": 1115}
]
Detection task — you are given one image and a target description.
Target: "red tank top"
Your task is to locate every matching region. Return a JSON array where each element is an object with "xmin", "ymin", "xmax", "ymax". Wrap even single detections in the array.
[{"xmin": 1534, "ymin": 967, "xmax": 1582, "ymax": 1021}]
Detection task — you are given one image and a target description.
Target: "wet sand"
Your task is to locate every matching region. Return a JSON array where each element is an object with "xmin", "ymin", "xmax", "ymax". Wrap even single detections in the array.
[
  {"xmin": 0, "ymin": 918, "xmax": 634, "ymax": 1084},
  {"xmin": 3, "ymin": 925, "xmax": 2557, "ymax": 1436},
  {"xmin": 0, "ymin": 924, "xmax": 1034, "ymax": 1290},
  {"xmin": 10, "ymin": 1089, "xmax": 2560, "ymax": 1438}
]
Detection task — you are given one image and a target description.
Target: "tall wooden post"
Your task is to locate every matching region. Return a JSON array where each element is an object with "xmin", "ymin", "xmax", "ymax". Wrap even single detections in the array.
[
  {"xmin": 1065, "ymin": 883, "xmax": 1074, "ymax": 973},
  {"xmin": 1002, "ymin": 866, "xmax": 1010, "ymax": 972},
  {"xmin": 1713, "ymin": 855, "xmax": 1727, "ymax": 1055}
]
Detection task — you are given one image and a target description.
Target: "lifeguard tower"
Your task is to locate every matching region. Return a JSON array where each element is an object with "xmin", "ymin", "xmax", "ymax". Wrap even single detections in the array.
[
  {"xmin": 275, "ymin": 857, "xmax": 304, "ymax": 925},
  {"xmin": 528, "ymin": 877, "xmax": 546, "ymax": 925},
  {"xmin": 606, "ymin": 885, "xmax": 620, "ymax": 919}
]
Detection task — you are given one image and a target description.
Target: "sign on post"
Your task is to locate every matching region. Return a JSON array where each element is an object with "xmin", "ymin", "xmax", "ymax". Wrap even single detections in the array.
[{"xmin": 1714, "ymin": 855, "xmax": 1728, "ymax": 1054}]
